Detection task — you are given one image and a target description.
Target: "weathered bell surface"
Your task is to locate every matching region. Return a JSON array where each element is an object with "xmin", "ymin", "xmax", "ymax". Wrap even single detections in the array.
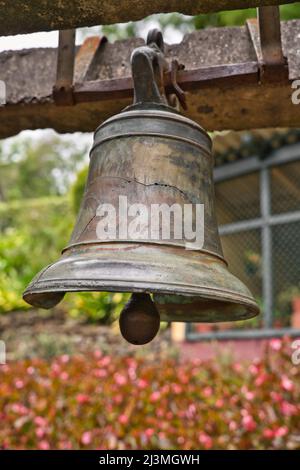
[{"xmin": 23, "ymin": 29, "xmax": 259, "ymax": 338}]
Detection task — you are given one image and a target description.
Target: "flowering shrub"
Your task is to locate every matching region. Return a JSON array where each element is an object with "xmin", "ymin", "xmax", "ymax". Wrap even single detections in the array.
[{"xmin": 0, "ymin": 338, "xmax": 299, "ymax": 450}]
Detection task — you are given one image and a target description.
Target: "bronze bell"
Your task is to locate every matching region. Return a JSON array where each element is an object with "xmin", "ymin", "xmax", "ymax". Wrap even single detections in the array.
[{"xmin": 23, "ymin": 30, "xmax": 259, "ymax": 344}]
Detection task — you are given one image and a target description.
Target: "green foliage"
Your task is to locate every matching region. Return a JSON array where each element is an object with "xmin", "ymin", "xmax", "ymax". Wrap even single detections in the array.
[
  {"xmin": 0, "ymin": 339, "xmax": 299, "ymax": 449},
  {"xmin": 0, "ymin": 134, "xmax": 88, "ymax": 202},
  {"xmin": 67, "ymin": 291, "xmax": 129, "ymax": 324},
  {"xmin": 194, "ymin": 9, "xmax": 256, "ymax": 29},
  {"xmin": 0, "ymin": 197, "xmax": 73, "ymax": 312},
  {"xmin": 101, "ymin": 22, "xmax": 137, "ymax": 41},
  {"xmin": 70, "ymin": 165, "xmax": 88, "ymax": 214},
  {"xmin": 194, "ymin": 5, "xmax": 300, "ymax": 29}
]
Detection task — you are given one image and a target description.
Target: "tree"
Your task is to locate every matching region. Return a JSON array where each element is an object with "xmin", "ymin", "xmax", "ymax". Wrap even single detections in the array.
[{"xmin": 0, "ymin": 132, "xmax": 89, "ymax": 202}]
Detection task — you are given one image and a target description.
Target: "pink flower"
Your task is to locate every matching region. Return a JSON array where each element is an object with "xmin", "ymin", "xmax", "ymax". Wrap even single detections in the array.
[
  {"xmin": 76, "ymin": 394, "xmax": 90, "ymax": 404},
  {"xmin": 255, "ymin": 373, "xmax": 268, "ymax": 386},
  {"xmin": 60, "ymin": 354, "xmax": 70, "ymax": 364},
  {"xmin": 51, "ymin": 363, "xmax": 61, "ymax": 374},
  {"xmin": 242, "ymin": 414, "xmax": 256, "ymax": 432},
  {"xmin": 172, "ymin": 384, "xmax": 182, "ymax": 394},
  {"xmin": 233, "ymin": 363, "xmax": 242, "ymax": 372},
  {"xmin": 270, "ymin": 391, "xmax": 283, "ymax": 403},
  {"xmin": 258, "ymin": 410, "xmax": 266, "ymax": 420},
  {"xmin": 60, "ymin": 372, "xmax": 69, "ymax": 381},
  {"xmin": 249, "ymin": 364, "xmax": 259, "ymax": 375},
  {"xmin": 27, "ymin": 366, "xmax": 35, "ymax": 375},
  {"xmin": 114, "ymin": 373, "xmax": 127, "ymax": 386},
  {"xmin": 199, "ymin": 432, "xmax": 213, "ymax": 449},
  {"xmin": 34, "ymin": 416, "xmax": 47, "ymax": 427},
  {"xmin": 38, "ymin": 440, "xmax": 50, "ymax": 450},
  {"xmin": 118, "ymin": 414, "xmax": 129, "ymax": 425},
  {"xmin": 186, "ymin": 404, "xmax": 196, "ymax": 418},
  {"xmin": 11, "ymin": 403, "xmax": 29, "ymax": 415},
  {"xmin": 215, "ymin": 398, "xmax": 224, "ymax": 408},
  {"xmin": 263, "ymin": 428, "xmax": 274, "ymax": 439},
  {"xmin": 94, "ymin": 369, "xmax": 107, "ymax": 378},
  {"xmin": 128, "ymin": 367, "xmax": 136, "ymax": 381},
  {"xmin": 59, "ymin": 440, "xmax": 73, "ymax": 450},
  {"xmin": 145, "ymin": 428, "xmax": 155, "ymax": 438},
  {"xmin": 274, "ymin": 426, "xmax": 288, "ymax": 438},
  {"xmin": 137, "ymin": 379, "xmax": 148, "ymax": 389},
  {"xmin": 203, "ymin": 386, "xmax": 213, "ymax": 398},
  {"xmin": 269, "ymin": 339, "xmax": 282, "ymax": 351},
  {"xmin": 81, "ymin": 431, "xmax": 92, "ymax": 446},
  {"xmin": 280, "ymin": 401, "xmax": 297, "ymax": 417},
  {"xmin": 15, "ymin": 379, "xmax": 24, "ymax": 389},
  {"xmin": 36, "ymin": 428, "xmax": 45, "ymax": 438},
  {"xmin": 281, "ymin": 376, "xmax": 294, "ymax": 392},
  {"xmin": 100, "ymin": 356, "xmax": 111, "ymax": 367},
  {"xmin": 229, "ymin": 421, "xmax": 237, "ymax": 431},
  {"xmin": 241, "ymin": 386, "xmax": 254, "ymax": 400},
  {"xmin": 150, "ymin": 391, "xmax": 161, "ymax": 402}
]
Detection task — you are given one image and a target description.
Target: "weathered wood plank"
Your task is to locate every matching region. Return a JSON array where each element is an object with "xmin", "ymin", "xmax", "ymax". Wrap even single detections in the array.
[
  {"xmin": 1, "ymin": 81, "xmax": 298, "ymax": 138},
  {"xmin": 0, "ymin": 1, "xmax": 294, "ymax": 37}
]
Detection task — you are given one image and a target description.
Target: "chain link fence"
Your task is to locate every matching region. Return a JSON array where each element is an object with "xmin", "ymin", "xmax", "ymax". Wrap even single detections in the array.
[{"xmin": 188, "ymin": 147, "xmax": 300, "ymax": 338}]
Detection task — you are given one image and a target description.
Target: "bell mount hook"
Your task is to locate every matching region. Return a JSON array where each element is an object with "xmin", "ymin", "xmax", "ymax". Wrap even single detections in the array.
[{"xmin": 130, "ymin": 28, "xmax": 187, "ymax": 110}]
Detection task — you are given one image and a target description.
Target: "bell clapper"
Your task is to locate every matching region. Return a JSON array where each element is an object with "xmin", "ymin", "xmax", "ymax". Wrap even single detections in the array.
[{"xmin": 119, "ymin": 293, "xmax": 160, "ymax": 345}]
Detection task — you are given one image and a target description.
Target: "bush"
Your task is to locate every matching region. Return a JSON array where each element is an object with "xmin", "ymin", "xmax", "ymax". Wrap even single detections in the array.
[
  {"xmin": 66, "ymin": 292, "xmax": 128, "ymax": 325},
  {"xmin": 0, "ymin": 196, "xmax": 126, "ymax": 321},
  {"xmin": 0, "ymin": 338, "xmax": 299, "ymax": 450},
  {"xmin": 0, "ymin": 197, "xmax": 73, "ymax": 312}
]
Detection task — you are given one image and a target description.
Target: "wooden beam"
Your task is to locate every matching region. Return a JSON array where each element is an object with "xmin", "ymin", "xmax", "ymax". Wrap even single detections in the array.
[
  {"xmin": 0, "ymin": 0, "xmax": 295, "ymax": 37},
  {"xmin": 0, "ymin": 22, "xmax": 300, "ymax": 138}
]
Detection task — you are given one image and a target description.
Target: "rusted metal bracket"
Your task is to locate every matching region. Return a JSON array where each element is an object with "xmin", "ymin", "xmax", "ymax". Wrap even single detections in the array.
[
  {"xmin": 246, "ymin": 6, "xmax": 288, "ymax": 82},
  {"xmin": 53, "ymin": 29, "xmax": 76, "ymax": 105},
  {"xmin": 53, "ymin": 29, "xmax": 107, "ymax": 106},
  {"xmin": 170, "ymin": 59, "xmax": 187, "ymax": 110}
]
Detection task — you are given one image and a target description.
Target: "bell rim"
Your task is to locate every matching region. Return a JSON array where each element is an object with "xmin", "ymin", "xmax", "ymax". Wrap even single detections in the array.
[
  {"xmin": 23, "ymin": 277, "xmax": 259, "ymax": 313},
  {"xmin": 23, "ymin": 243, "xmax": 260, "ymax": 319},
  {"xmin": 23, "ymin": 282, "xmax": 259, "ymax": 323}
]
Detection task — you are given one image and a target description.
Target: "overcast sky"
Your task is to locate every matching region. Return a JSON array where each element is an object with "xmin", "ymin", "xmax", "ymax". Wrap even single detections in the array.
[{"xmin": 0, "ymin": 31, "xmax": 59, "ymax": 52}]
